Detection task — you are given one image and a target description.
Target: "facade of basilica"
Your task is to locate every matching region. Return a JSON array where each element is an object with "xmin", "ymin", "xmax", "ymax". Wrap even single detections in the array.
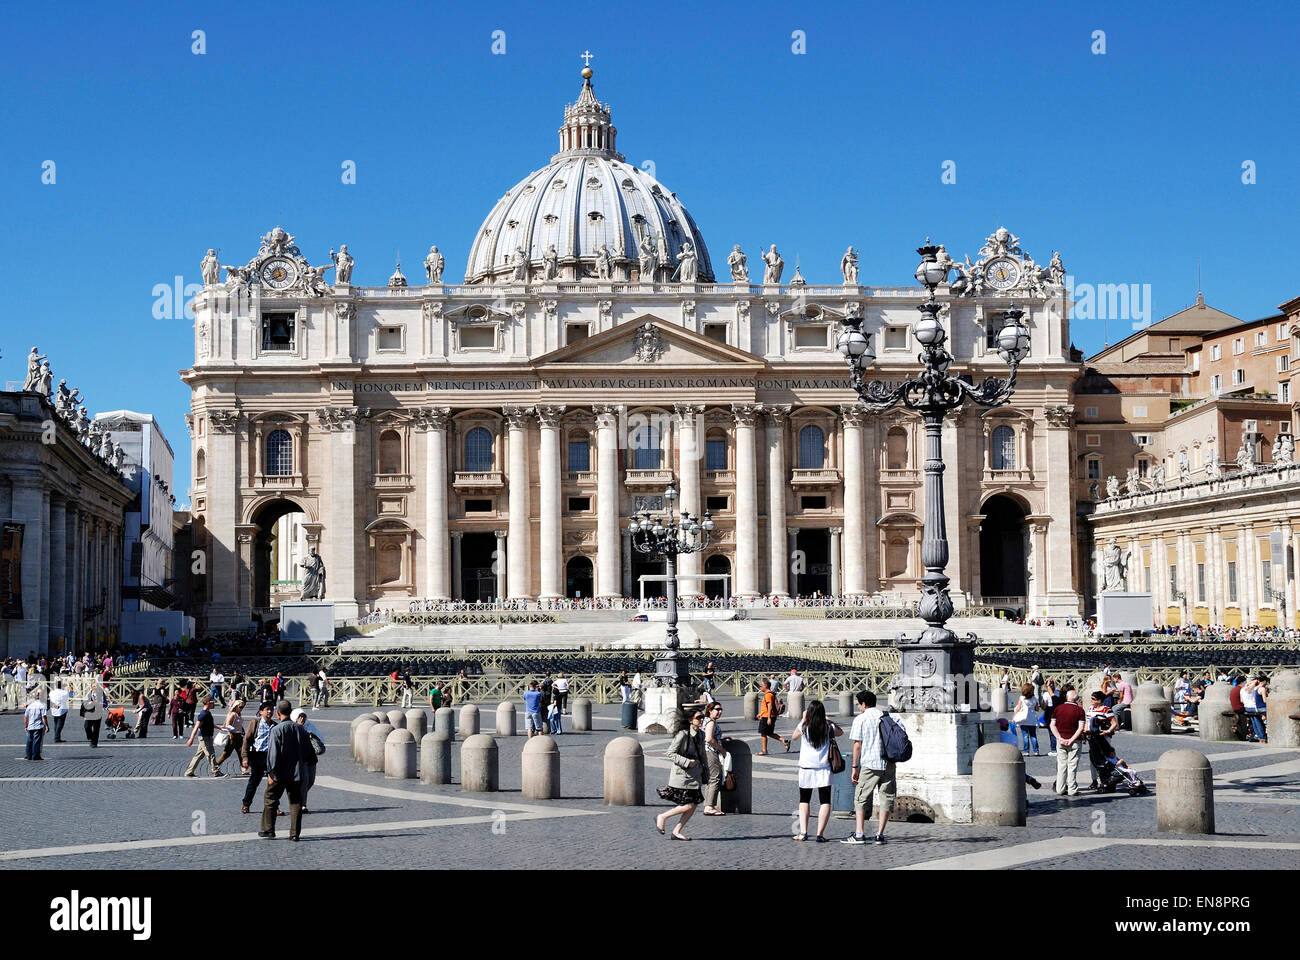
[{"xmin": 183, "ymin": 70, "xmax": 1083, "ymax": 634}]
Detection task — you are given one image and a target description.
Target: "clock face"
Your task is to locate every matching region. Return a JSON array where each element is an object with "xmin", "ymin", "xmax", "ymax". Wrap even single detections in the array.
[
  {"xmin": 985, "ymin": 258, "xmax": 1021, "ymax": 290},
  {"xmin": 260, "ymin": 257, "xmax": 298, "ymax": 290}
]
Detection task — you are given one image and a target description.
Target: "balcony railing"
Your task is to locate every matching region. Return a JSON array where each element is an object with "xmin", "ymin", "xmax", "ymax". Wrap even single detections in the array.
[
  {"xmin": 703, "ymin": 469, "xmax": 735, "ymax": 483},
  {"xmin": 790, "ymin": 468, "xmax": 842, "ymax": 486},
  {"xmin": 453, "ymin": 471, "xmax": 505, "ymax": 489},
  {"xmin": 624, "ymin": 468, "xmax": 674, "ymax": 487},
  {"xmin": 566, "ymin": 470, "xmax": 597, "ymax": 484}
]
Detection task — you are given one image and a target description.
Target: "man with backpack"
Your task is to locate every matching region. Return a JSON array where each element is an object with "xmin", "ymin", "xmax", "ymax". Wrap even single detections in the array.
[{"xmin": 843, "ymin": 691, "xmax": 908, "ymax": 846}]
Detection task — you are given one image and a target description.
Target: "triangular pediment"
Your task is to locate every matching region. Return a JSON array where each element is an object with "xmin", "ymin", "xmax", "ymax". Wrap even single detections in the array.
[{"xmin": 534, "ymin": 316, "xmax": 762, "ymax": 368}]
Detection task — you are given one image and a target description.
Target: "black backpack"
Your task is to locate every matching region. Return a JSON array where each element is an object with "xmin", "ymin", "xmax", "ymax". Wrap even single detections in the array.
[{"xmin": 879, "ymin": 713, "xmax": 913, "ymax": 763}]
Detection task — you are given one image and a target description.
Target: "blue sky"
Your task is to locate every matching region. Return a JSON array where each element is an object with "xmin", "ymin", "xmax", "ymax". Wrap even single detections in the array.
[{"xmin": 2, "ymin": 0, "xmax": 1297, "ymax": 499}]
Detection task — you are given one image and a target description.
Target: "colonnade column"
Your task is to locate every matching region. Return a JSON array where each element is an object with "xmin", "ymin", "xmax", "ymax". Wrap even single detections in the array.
[
  {"xmin": 674, "ymin": 403, "xmax": 704, "ymax": 594},
  {"xmin": 1206, "ymin": 530, "xmax": 1223, "ymax": 624},
  {"xmin": 494, "ymin": 530, "xmax": 507, "ymax": 601},
  {"xmin": 50, "ymin": 496, "xmax": 66, "ymax": 650},
  {"xmin": 1289, "ymin": 521, "xmax": 1300, "ymax": 629},
  {"xmin": 11, "ymin": 479, "xmax": 44, "ymax": 655},
  {"xmin": 840, "ymin": 405, "xmax": 867, "ymax": 596},
  {"xmin": 1043, "ymin": 405, "xmax": 1077, "ymax": 612},
  {"xmin": 206, "ymin": 410, "xmax": 241, "ymax": 630},
  {"xmin": 504, "ymin": 406, "xmax": 534, "ymax": 600},
  {"xmin": 594, "ymin": 404, "xmax": 622, "ymax": 598},
  {"xmin": 1030, "ymin": 520, "xmax": 1048, "ymax": 615},
  {"xmin": 420, "ymin": 407, "xmax": 451, "ymax": 601},
  {"xmin": 766, "ymin": 405, "xmax": 790, "ymax": 597},
  {"xmin": 732, "ymin": 404, "xmax": 761, "ymax": 597},
  {"xmin": 536, "ymin": 405, "xmax": 566, "ymax": 600},
  {"xmin": 829, "ymin": 527, "xmax": 842, "ymax": 597},
  {"xmin": 320, "ymin": 407, "xmax": 359, "ymax": 620},
  {"xmin": 1239, "ymin": 523, "xmax": 1256, "ymax": 624}
]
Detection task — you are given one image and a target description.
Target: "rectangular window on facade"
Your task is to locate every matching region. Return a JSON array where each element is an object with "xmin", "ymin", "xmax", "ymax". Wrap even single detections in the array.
[
  {"xmin": 464, "ymin": 499, "xmax": 493, "ymax": 512},
  {"xmin": 1281, "ymin": 382, "xmax": 1291, "ymax": 403},
  {"xmin": 567, "ymin": 440, "xmax": 590, "ymax": 472},
  {"xmin": 1197, "ymin": 563, "xmax": 1205, "ymax": 602},
  {"xmin": 1134, "ymin": 433, "xmax": 1152, "ymax": 445},
  {"xmin": 1228, "ymin": 561, "xmax": 1238, "ymax": 603},
  {"xmin": 705, "ymin": 439, "xmax": 727, "ymax": 471},
  {"xmin": 1086, "ymin": 459, "xmax": 1101, "ymax": 479},
  {"xmin": 1280, "ymin": 323, "xmax": 1291, "ymax": 340},
  {"xmin": 1256, "ymin": 330, "xmax": 1268, "ymax": 347},
  {"xmin": 800, "ymin": 495, "xmax": 828, "ymax": 510},
  {"xmin": 1137, "ymin": 459, "xmax": 1149, "ymax": 478},
  {"xmin": 1085, "ymin": 407, "xmax": 1099, "ymax": 418},
  {"xmin": 1169, "ymin": 564, "xmax": 1178, "ymax": 596},
  {"xmin": 1232, "ymin": 368, "xmax": 1245, "ymax": 385},
  {"xmin": 1086, "ymin": 434, "xmax": 1100, "ymax": 446},
  {"xmin": 703, "ymin": 323, "xmax": 728, "ymax": 344},
  {"xmin": 1191, "ymin": 352, "xmax": 1200, "ymax": 372},
  {"xmin": 1210, "ymin": 374, "xmax": 1222, "ymax": 393},
  {"xmin": 566, "ymin": 323, "xmax": 590, "ymax": 345},
  {"xmin": 885, "ymin": 327, "xmax": 907, "ymax": 350},
  {"xmin": 794, "ymin": 325, "xmax": 828, "ymax": 348},
  {"xmin": 1133, "ymin": 405, "xmax": 1148, "ymax": 418},
  {"xmin": 1144, "ymin": 565, "xmax": 1151, "ymax": 593},
  {"xmin": 705, "ymin": 495, "xmax": 729, "ymax": 512},
  {"xmin": 1262, "ymin": 559, "xmax": 1272, "ymax": 596},
  {"xmin": 261, "ymin": 312, "xmax": 295, "ymax": 351},
  {"xmin": 1211, "ymin": 344, "xmax": 1222, "ymax": 361},
  {"xmin": 567, "ymin": 496, "xmax": 591, "ymax": 512},
  {"xmin": 460, "ymin": 326, "xmax": 496, "ymax": 350},
  {"xmin": 377, "ymin": 326, "xmax": 403, "ymax": 351},
  {"xmin": 1278, "ymin": 355, "xmax": 1290, "ymax": 372},
  {"xmin": 1233, "ymin": 338, "xmax": 1244, "ymax": 355}
]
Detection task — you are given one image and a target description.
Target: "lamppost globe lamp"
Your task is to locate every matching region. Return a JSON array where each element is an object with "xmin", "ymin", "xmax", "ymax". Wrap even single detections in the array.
[{"xmin": 839, "ymin": 239, "xmax": 1030, "ymax": 714}]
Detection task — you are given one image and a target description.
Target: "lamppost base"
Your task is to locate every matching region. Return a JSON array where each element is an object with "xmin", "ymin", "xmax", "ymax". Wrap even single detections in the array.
[
  {"xmin": 889, "ymin": 711, "xmax": 990, "ymax": 824},
  {"xmin": 891, "ymin": 634, "xmax": 979, "ymax": 712}
]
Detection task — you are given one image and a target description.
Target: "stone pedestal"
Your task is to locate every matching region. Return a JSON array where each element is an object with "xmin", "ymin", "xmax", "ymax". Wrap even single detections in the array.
[
  {"xmin": 637, "ymin": 683, "xmax": 696, "ymax": 734},
  {"xmin": 892, "ymin": 711, "xmax": 982, "ymax": 824},
  {"xmin": 1096, "ymin": 592, "xmax": 1153, "ymax": 635},
  {"xmin": 278, "ymin": 601, "xmax": 335, "ymax": 648}
]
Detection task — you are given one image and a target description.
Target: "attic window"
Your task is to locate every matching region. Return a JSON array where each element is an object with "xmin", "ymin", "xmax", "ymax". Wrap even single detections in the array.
[
  {"xmin": 552, "ymin": 180, "xmax": 566, "ymax": 190},
  {"xmin": 587, "ymin": 211, "xmax": 603, "ymax": 222},
  {"xmin": 543, "ymin": 214, "xmax": 558, "ymax": 224},
  {"xmin": 521, "ymin": 185, "xmax": 536, "ymax": 194},
  {"xmin": 506, "ymin": 220, "xmax": 519, "ymax": 229},
  {"xmin": 621, "ymin": 178, "xmax": 634, "ymax": 189},
  {"xmin": 586, "ymin": 178, "xmax": 602, "ymax": 188}
]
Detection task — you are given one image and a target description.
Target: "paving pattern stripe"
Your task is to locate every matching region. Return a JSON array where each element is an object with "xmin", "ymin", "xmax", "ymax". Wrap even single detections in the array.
[
  {"xmin": 313, "ymin": 774, "xmax": 608, "ymax": 818},
  {"xmin": 898, "ymin": 835, "xmax": 1300, "ymax": 871},
  {"xmin": 0, "ymin": 812, "xmax": 556, "ymax": 863}
]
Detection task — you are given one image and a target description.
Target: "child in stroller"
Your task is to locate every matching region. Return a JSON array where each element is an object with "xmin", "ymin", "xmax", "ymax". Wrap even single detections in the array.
[
  {"xmin": 1086, "ymin": 692, "xmax": 1147, "ymax": 796},
  {"xmin": 105, "ymin": 706, "xmax": 133, "ymax": 739}
]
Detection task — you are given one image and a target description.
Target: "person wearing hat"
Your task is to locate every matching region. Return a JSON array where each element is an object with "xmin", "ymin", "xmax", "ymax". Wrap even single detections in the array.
[
  {"xmin": 1029, "ymin": 665, "xmax": 1043, "ymax": 701},
  {"xmin": 240, "ymin": 700, "xmax": 278, "ymax": 815},
  {"xmin": 23, "ymin": 685, "xmax": 49, "ymax": 760},
  {"xmin": 290, "ymin": 707, "xmax": 324, "ymax": 813}
]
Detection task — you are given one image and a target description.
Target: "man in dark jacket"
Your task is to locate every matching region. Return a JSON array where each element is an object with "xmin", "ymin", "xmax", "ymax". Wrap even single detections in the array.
[{"xmin": 260, "ymin": 700, "xmax": 313, "ymax": 841}]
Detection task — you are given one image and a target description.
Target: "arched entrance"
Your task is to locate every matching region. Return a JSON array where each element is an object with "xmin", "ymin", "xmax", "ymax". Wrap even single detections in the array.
[
  {"xmin": 251, "ymin": 499, "xmax": 310, "ymax": 616},
  {"xmin": 566, "ymin": 556, "xmax": 594, "ymax": 599},
  {"xmin": 979, "ymin": 494, "xmax": 1028, "ymax": 612},
  {"xmin": 703, "ymin": 554, "xmax": 731, "ymax": 599}
]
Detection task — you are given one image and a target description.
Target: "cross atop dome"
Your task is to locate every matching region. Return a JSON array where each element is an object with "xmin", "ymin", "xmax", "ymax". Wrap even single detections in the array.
[{"xmin": 556, "ymin": 61, "xmax": 622, "ymax": 161}]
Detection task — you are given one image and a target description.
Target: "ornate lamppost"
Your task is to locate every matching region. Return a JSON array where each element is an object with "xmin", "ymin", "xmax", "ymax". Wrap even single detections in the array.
[
  {"xmin": 836, "ymin": 240, "xmax": 1030, "ymax": 711},
  {"xmin": 628, "ymin": 482, "xmax": 714, "ymax": 686}
]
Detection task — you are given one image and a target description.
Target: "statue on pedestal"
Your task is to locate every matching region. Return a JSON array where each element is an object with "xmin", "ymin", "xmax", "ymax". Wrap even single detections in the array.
[
  {"xmin": 1205, "ymin": 447, "xmax": 1221, "ymax": 479},
  {"xmin": 727, "ymin": 245, "xmax": 748, "ymax": 283},
  {"xmin": 596, "ymin": 243, "xmax": 615, "ymax": 280},
  {"xmin": 761, "ymin": 245, "xmax": 784, "ymax": 285},
  {"xmin": 1275, "ymin": 434, "xmax": 1294, "ymax": 466},
  {"xmin": 638, "ymin": 234, "xmax": 658, "ymax": 280},
  {"xmin": 511, "ymin": 247, "xmax": 528, "ymax": 282},
  {"xmin": 201, "ymin": 249, "xmax": 221, "ymax": 286},
  {"xmin": 840, "ymin": 246, "xmax": 859, "ymax": 284},
  {"xmin": 540, "ymin": 244, "xmax": 558, "ymax": 281},
  {"xmin": 331, "ymin": 245, "xmax": 354, "ymax": 285},
  {"xmin": 23, "ymin": 347, "xmax": 46, "ymax": 391},
  {"xmin": 35, "ymin": 361, "xmax": 53, "ymax": 398},
  {"xmin": 1124, "ymin": 467, "xmax": 1140, "ymax": 496},
  {"xmin": 1047, "ymin": 251, "xmax": 1065, "ymax": 287},
  {"xmin": 1177, "ymin": 449, "xmax": 1190, "ymax": 483},
  {"xmin": 1151, "ymin": 463, "xmax": 1165, "ymax": 488},
  {"xmin": 1237, "ymin": 443, "xmax": 1257, "ymax": 475},
  {"xmin": 299, "ymin": 549, "xmax": 327, "ymax": 600},
  {"xmin": 424, "ymin": 245, "xmax": 445, "ymax": 283},
  {"xmin": 74, "ymin": 406, "xmax": 90, "ymax": 442},
  {"xmin": 1101, "ymin": 538, "xmax": 1130, "ymax": 592},
  {"xmin": 675, "ymin": 241, "xmax": 697, "ymax": 283},
  {"xmin": 1105, "ymin": 475, "xmax": 1120, "ymax": 499}
]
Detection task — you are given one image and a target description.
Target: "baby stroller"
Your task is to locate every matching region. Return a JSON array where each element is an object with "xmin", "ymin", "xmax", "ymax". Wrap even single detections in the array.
[
  {"xmin": 1088, "ymin": 731, "xmax": 1146, "ymax": 795},
  {"xmin": 105, "ymin": 707, "xmax": 133, "ymax": 739}
]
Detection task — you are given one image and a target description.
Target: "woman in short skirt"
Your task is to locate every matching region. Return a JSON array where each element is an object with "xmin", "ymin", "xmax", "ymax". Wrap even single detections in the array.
[
  {"xmin": 655, "ymin": 709, "xmax": 707, "ymax": 840},
  {"xmin": 789, "ymin": 699, "xmax": 842, "ymax": 842}
]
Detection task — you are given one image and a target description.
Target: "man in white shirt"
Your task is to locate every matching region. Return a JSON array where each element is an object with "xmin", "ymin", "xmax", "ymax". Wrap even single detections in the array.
[
  {"xmin": 210, "ymin": 669, "xmax": 227, "ymax": 707},
  {"xmin": 843, "ymin": 690, "xmax": 894, "ymax": 846},
  {"xmin": 317, "ymin": 669, "xmax": 329, "ymax": 708},
  {"xmin": 24, "ymin": 687, "xmax": 49, "ymax": 760},
  {"xmin": 784, "ymin": 669, "xmax": 805, "ymax": 694},
  {"xmin": 48, "ymin": 680, "xmax": 71, "ymax": 742},
  {"xmin": 553, "ymin": 673, "xmax": 570, "ymax": 714}
]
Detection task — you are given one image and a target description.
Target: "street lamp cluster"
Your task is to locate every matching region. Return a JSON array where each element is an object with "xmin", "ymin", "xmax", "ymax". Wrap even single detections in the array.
[
  {"xmin": 835, "ymin": 240, "xmax": 1031, "ymax": 711},
  {"xmin": 628, "ymin": 482, "xmax": 713, "ymax": 685}
]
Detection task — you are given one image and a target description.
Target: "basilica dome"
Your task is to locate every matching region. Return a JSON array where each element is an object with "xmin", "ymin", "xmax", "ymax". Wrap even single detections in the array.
[{"xmin": 464, "ymin": 70, "xmax": 714, "ymax": 284}]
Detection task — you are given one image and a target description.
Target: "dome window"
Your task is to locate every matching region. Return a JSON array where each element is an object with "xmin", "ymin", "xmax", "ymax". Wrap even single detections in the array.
[
  {"xmin": 621, "ymin": 178, "xmax": 635, "ymax": 189},
  {"xmin": 587, "ymin": 211, "xmax": 604, "ymax": 222},
  {"xmin": 522, "ymin": 185, "xmax": 536, "ymax": 194},
  {"xmin": 543, "ymin": 214, "xmax": 558, "ymax": 224},
  {"xmin": 506, "ymin": 220, "xmax": 519, "ymax": 229},
  {"xmin": 467, "ymin": 305, "xmax": 489, "ymax": 321},
  {"xmin": 586, "ymin": 178, "xmax": 602, "ymax": 188}
]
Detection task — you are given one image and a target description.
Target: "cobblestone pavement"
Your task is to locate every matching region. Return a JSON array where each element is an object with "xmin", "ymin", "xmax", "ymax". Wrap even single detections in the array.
[{"xmin": 1, "ymin": 699, "xmax": 1295, "ymax": 870}]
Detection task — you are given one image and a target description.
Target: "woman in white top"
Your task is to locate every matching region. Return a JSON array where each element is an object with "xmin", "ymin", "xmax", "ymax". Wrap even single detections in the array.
[
  {"xmin": 788, "ymin": 699, "xmax": 843, "ymax": 842},
  {"xmin": 701, "ymin": 701, "xmax": 729, "ymax": 816}
]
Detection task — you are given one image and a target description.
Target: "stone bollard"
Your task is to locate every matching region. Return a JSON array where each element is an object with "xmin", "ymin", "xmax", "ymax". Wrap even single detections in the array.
[
  {"xmin": 991, "ymin": 688, "xmax": 1009, "ymax": 714},
  {"xmin": 743, "ymin": 691, "xmax": 758, "ymax": 721},
  {"xmin": 1198, "ymin": 682, "xmax": 1238, "ymax": 742},
  {"xmin": 571, "ymin": 697, "xmax": 592, "ymax": 731},
  {"xmin": 972, "ymin": 743, "xmax": 1026, "ymax": 826},
  {"xmin": 352, "ymin": 716, "xmax": 376, "ymax": 764},
  {"xmin": 1131, "ymin": 681, "xmax": 1172, "ymax": 735},
  {"xmin": 371, "ymin": 711, "xmax": 388, "ymax": 724},
  {"xmin": 1156, "ymin": 749, "xmax": 1215, "ymax": 834},
  {"xmin": 366, "ymin": 723, "xmax": 395, "ymax": 773},
  {"xmin": 460, "ymin": 734, "xmax": 498, "ymax": 792},
  {"xmin": 387, "ymin": 709, "xmax": 406, "ymax": 729},
  {"xmin": 1267, "ymin": 670, "xmax": 1300, "ymax": 749},
  {"xmin": 720, "ymin": 738, "xmax": 752, "ymax": 814},
  {"xmin": 420, "ymin": 732, "xmax": 452, "ymax": 785},
  {"xmin": 496, "ymin": 701, "xmax": 517, "ymax": 737},
  {"xmin": 838, "ymin": 691, "xmax": 856, "ymax": 718},
  {"xmin": 434, "ymin": 706, "xmax": 455, "ymax": 739},
  {"xmin": 405, "ymin": 709, "xmax": 428, "ymax": 740},
  {"xmin": 384, "ymin": 728, "xmax": 417, "ymax": 779},
  {"xmin": 603, "ymin": 736, "xmax": 644, "ymax": 806},
  {"xmin": 787, "ymin": 690, "xmax": 805, "ymax": 718},
  {"xmin": 460, "ymin": 704, "xmax": 480, "ymax": 738},
  {"xmin": 522, "ymin": 735, "xmax": 561, "ymax": 799}
]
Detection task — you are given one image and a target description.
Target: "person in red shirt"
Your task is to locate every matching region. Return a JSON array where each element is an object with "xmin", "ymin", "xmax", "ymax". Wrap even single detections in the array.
[
  {"xmin": 1049, "ymin": 685, "xmax": 1087, "ymax": 797},
  {"xmin": 756, "ymin": 679, "xmax": 789, "ymax": 755}
]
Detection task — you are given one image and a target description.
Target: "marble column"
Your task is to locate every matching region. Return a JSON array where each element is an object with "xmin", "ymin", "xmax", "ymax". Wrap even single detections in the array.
[
  {"xmin": 11, "ymin": 480, "xmax": 44, "ymax": 656},
  {"xmin": 420, "ymin": 407, "xmax": 451, "ymax": 601},
  {"xmin": 1239, "ymin": 523, "xmax": 1256, "ymax": 623},
  {"xmin": 787, "ymin": 527, "xmax": 800, "ymax": 594},
  {"xmin": 321, "ymin": 408, "xmax": 360, "ymax": 621},
  {"xmin": 840, "ymin": 405, "xmax": 867, "ymax": 595},
  {"xmin": 863, "ymin": 416, "xmax": 881, "ymax": 593},
  {"xmin": 674, "ymin": 403, "xmax": 704, "ymax": 593},
  {"xmin": 51, "ymin": 496, "xmax": 67, "ymax": 648},
  {"xmin": 1206, "ymin": 529, "xmax": 1222, "ymax": 624},
  {"xmin": 829, "ymin": 526, "xmax": 842, "ymax": 597},
  {"xmin": 1043, "ymin": 406, "xmax": 1078, "ymax": 613},
  {"xmin": 766, "ymin": 405, "xmax": 791, "ymax": 597},
  {"xmin": 450, "ymin": 531, "xmax": 463, "ymax": 601},
  {"xmin": 1030, "ymin": 520, "xmax": 1048, "ymax": 614},
  {"xmin": 536, "ymin": 405, "xmax": 566, "ymax": 600},
  {"xmin": 504, "ymin": 406, "xmax": 534, "ymax": 600},
  {"xmin": 594, "ymin": 405, "xmax": 622, "ymax": 598},
  {"xmin": 206, "ymin": 410, "xmax": 241, "ymax": 630},
  {"xmin": 494, "ymin": 530, "xmax": 507, "ymax": 601},
  {"xmin": 732, "ymin": 404, "xmax": 761, "ymax": 597},
  {"xmin": 1126, "ymin": 535, "xmax": 1141, "ymax": 593},
  {"xmin": 39, "ymin": 489, "xmax": 51, "ymax": 650},
  {"xmin": 1289, "ymin": 522, "xmax": 1300, "ymax": 629}
]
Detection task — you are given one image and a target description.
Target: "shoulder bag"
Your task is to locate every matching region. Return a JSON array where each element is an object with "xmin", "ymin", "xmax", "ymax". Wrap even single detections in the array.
[{"xmin": 827, "ymin": 725, "xmax": 846, "ymax": 774}]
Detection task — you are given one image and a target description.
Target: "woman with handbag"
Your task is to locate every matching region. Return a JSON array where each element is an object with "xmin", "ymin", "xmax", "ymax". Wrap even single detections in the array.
[
  {"xmin": 701, "ymin": 701, "xmax": 729, "ymax": 816},
  {"xmin": 214, "ymin": 700, "xmax": 245, "ymax": 771},
  {"xmin": 655, "ymin": 709, "xmax": 707, "ymax": 841},
  {"xmin": 788, "ymin": 699, "xmax": 843, "ymax": 842},
  {"xmin": 1013, "ymin": 683, "xmax": 1042, "ymax": 756}
]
